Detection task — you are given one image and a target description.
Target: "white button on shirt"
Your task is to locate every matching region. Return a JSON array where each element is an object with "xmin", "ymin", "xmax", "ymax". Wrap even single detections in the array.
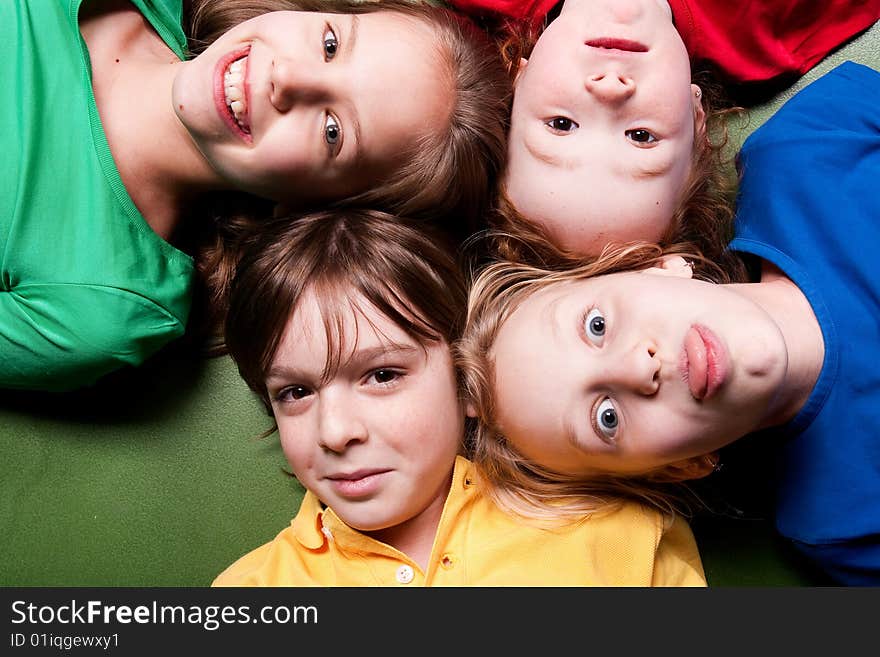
[{"xmin": 395, "ymin": 564, "xmax": 414, "ymax": 584}]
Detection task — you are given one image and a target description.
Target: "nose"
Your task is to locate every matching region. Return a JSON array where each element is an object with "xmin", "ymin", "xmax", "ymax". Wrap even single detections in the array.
[
  {"xmin": 584, "ymin": 73, "xmax": 636, "ymax": 104},
  {"xmin": 269, "ymin": 57, "xmax": 329, "ymax": 112},
  {"xmin": 605, "ymin": 340, "xmax": 660, "ymax": 395},
  {"xmin": 317, "ymin": 390, "xmax": 367, "ymax": 453}
]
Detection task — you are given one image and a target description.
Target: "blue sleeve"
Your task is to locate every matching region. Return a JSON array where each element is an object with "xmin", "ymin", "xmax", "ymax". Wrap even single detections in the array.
[
  {"xmin": 792, "ymin": 539, "xmax": 880, "ymax": 587},
  {"xmin": 732, "ymin": 61, "xmax": 880, "ymax": 253}
]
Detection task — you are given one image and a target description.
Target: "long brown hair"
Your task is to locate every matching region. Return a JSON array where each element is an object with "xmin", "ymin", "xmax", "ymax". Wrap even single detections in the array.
[{"xmin": 186, "ymin": 0, "xmax": 512, "ymax": 337}]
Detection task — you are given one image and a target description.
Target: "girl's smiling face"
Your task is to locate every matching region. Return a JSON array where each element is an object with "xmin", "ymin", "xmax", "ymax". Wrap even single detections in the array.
[
  {"xmin": 173, "ymin": 10, "xmax": 453, "ymax": 204},
  {"xmin": 488, "ymin": 261, "xmax": 789, "ymax": 478}
]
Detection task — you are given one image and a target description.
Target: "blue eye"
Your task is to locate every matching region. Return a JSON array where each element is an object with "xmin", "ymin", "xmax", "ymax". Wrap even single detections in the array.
[
  {"xmin": 584, "ymin": 307, "xmax": 606, "ymax": 345},
  {"xmin": 323, "ymin": 27, "xmax": 338, "ymax": 61},
  {"xmin": 626, "ymin": 128, "xmax": 657, "ymax": 145},
  {"xmin": 594, "ymin": 398, "xmax": 619, "ymax": 442},
  {"xmin": 546, "ymin": 116, "xmax": 579, "ymax": 133},
  {"xmin": 324, "ymin": 114, "xmax": 341, "ymax": 149}
]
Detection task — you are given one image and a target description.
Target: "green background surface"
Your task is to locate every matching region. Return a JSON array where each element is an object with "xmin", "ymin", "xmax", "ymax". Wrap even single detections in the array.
[{"xmin": 1, "ymin": 20, "xmax": 877, "ymax": 588}]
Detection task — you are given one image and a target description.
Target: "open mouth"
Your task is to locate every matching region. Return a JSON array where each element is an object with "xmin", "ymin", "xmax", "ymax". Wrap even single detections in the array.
[
  {"xmin": 223, "ymin": 55, "xmax": 250, "ymax": 135},
  {"xmin": 586, "ymin": 38, "xmax": 648, "ymax": 53},
  {"xmin": 214, "ymin": 46, "xmax": 252, "ymax": 143}
]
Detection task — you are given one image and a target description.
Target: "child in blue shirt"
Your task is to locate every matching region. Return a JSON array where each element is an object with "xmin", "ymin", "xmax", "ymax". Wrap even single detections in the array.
[{"xmin": 458, "ymin": 62, "xmax": 880, "ymax": 585}]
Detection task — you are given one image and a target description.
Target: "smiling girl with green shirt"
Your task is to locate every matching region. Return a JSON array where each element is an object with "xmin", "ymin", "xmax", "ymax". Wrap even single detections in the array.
[{"xmin": 1, "ymin": 0, "xmax": 511, "ymax": 391}]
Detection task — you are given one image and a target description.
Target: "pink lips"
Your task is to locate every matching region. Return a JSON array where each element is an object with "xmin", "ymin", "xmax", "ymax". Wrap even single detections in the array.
[
  {"xmin": 681, "ymin": 325, "xmax": 729, "ymax": 400},
  {"xmin": 326, "ymin": 469, "xmax": 391, "ymax": 499},
  {"xmin": 586, "ymin": 38, "xmax": 648, "ymax": 53},
  {"xmin": 214, "ymin": 46, "xmax": 252, "ymax": 144}
]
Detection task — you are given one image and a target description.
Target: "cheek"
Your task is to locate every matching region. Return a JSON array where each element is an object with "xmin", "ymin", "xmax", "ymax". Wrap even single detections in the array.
[
  {"xmin": 277, "ymin": 421, "xmax": 313, "ymax": 473},
  {"xmin": 383, "ymin": 394, "xmax": 439, "ymax": 445},
  {"xmin": 255, "ymin": 141, "xmax": 308, "ymax": 180},
  {"xmin": 639, "ymin": 403, "xmax": 729, "ymax": 461},
  {"xmin": 395, "ymin": 377, "xmax": 463, "ymax": 453}
]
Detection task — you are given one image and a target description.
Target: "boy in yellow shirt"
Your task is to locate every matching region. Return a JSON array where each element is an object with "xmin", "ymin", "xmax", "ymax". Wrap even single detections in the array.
[{"xmin": 212, "ymin": 209, "xmax": 705, "ymax": 586}]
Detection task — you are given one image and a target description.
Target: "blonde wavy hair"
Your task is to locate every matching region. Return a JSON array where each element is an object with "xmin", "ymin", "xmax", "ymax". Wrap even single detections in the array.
[{"xmin": 456, "ymin": 240, "xmax": 741, "ymax": 522}]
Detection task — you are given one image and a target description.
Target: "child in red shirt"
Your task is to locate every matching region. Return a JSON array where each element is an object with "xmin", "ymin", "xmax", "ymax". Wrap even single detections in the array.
[
  {"xmin": 446, "ymin": 0, "xmax": 878, "ymax": 265},
  {"xmin": 451, "ymin": 0, "xmax": 878, "ymax": 90}
]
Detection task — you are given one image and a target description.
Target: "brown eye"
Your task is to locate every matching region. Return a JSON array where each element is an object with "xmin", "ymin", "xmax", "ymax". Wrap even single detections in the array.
[
  {"xmin": 372, "ymin": 369, "xmax": 398, "ymax": 384},
  {"xmin": 626, "ymin": 128, "xmax": 657, "ymax": 144},
  {"xmin": 546, "ymin": 116, "xmax": 578, "ymax": 133},
  {"xmin": 276, "ymin": 385, "xmax": 311, "ymax": 403}
]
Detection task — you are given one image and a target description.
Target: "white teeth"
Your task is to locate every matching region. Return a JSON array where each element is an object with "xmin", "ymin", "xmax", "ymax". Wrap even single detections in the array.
[{"xmin": 223, "ymin": 56, "xmax": 249, "ymax": 132}]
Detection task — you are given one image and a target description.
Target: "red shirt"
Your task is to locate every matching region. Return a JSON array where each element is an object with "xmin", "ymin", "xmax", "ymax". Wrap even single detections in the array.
[
  {"xmin": 448, "ymin": 0, "xmax": 558, "ymax": 24},
  {"xmin": 447, "ymin": 0, "xmax": 880, "ymax": 84},
  {"xmin": 669, "ymin": 0, "xmax": 880, "ymax": 84}
]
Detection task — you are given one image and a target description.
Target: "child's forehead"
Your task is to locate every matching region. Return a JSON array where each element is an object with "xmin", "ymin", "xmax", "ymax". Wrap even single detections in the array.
[
  {"xmin": 279, "ymin": 284, "xmax": 435, "ymax": 364},
  {"xmin": 524, "ymin": 277, "xmax": 594, "ymax": 308},
  {"xmin": 288, "ymin": 288, "xmax": 398, "ymax": 344},
  {"xmin": 501, "ymin": 274, "xmax": 625, "ymax": 333}
]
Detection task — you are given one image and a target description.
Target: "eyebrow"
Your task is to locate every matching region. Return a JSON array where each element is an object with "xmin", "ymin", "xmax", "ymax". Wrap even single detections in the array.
[
  {"xmin": 549, "ymin": 297, "xmax": 588, "ymax": 447},
  {"xmin": 266, "ymin": 343, "xmax": 421, "ymax": 382},
  {"xmin": 346, "ymin": 343, "xmax": 421, "ymax": 366},
  {"xmin": 345, "ymin": 15, "xmax": 364, "ymax": 167},
  {"xmin": 546, "ymin": 295, "xmax": 564, "ymax": 340},
  {"xmin": 564, "ymin": 417, "xmax": 583, "ymax": 453},
  {"xmin": 550, "ymin": 293, "xmax": 604, "ymax": 448}
]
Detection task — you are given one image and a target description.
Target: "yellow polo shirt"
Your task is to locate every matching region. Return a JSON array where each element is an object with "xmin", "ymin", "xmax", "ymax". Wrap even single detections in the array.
[{"xmin": 213, "ymin": 456, "xmax": 706, "ymax": 586}]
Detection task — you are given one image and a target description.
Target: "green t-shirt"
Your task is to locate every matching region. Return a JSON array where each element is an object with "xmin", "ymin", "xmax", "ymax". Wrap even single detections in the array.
[{"xmin": 1, "ymin": 0, "xmax": 195, "ymax": 391}]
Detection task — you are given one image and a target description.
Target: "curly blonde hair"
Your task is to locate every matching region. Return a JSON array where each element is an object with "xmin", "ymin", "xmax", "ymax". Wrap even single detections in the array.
[
  {"xmin": 456, "ymin": 241, "xmax": 740, "ymax": 522},
  {"xmin": 488, "ymin": 25, "xmax": 743, "ymax": 271}
]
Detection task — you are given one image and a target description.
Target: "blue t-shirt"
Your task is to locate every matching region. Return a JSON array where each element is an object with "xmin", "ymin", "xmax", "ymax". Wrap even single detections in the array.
[{"xmin": 729, "ymin": 61, "xmax": 880, "ymax": 585}]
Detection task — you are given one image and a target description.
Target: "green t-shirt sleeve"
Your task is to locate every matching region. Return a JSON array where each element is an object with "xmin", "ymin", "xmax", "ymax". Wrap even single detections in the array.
[
  {"xmin": 0, "ymin": 284, "xmax": 186, "ymax": 392},
  {"xmin": 0, "ymin": 0, "xmax": 194, "ymax": 392}
]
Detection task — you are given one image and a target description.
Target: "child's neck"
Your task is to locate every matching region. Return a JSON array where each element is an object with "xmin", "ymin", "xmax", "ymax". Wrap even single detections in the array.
[
  {"xmin": 733, "ymin": 260, "xmax": 825, "ymax": 430},
  {"xmin": 80, "ymin": 0, "xmax": 217, "ymax": 241},
  {"xmin": 365, "ymin": 474, "xmax": 452, "ymax": 572}
]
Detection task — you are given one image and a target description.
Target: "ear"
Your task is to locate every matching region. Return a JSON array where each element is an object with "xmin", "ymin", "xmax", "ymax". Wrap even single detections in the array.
[
  {"xmin": 465, "ymin": 401, "xmax": 478, "ymax": 418},
  {"xmin": 691, "ymin": 84, "xmax": 707, "ymax": 138},
  {"xmin": 648, "ymin": 453, "xmax": 718, "ymax": 482},
  {"xmin": 513, "ymin": 57, "xmax": 528, "ymax": 86},
  {"xmin": 640, "ymin": 255, "xmax": 694, "ymax": 279}
]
